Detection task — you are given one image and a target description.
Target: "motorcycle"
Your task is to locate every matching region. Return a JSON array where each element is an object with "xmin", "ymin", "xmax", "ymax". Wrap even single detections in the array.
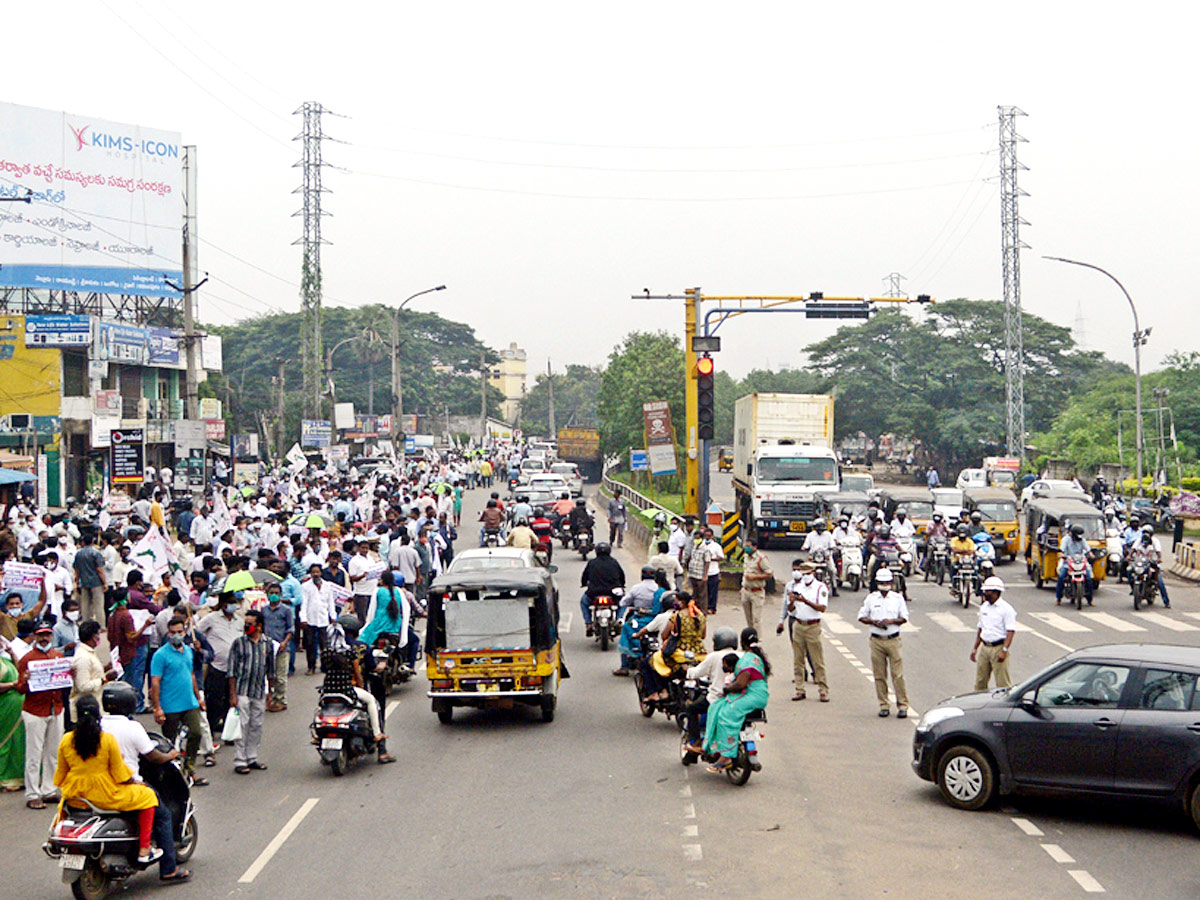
[
  {"xmin": 633, "ymin": 639, "xmax": 698, "ymax": 721},
  {"xmin": 311, "ymin": 690, "xmax": 376, "ymax": 776},
  {"xmin": 1105, "ymin": 528, "xmax": 1124, "ymax": 580},
  {"xmin": 1130, "ymin": 558, "xmax": 1158, "ymax": 610},
  {"xmin": 372, "ymin": 634, "xmax": 414, "ymax": 695},
  {"xmin": 590, "ymin": 587, "xmax": 623, "ymax": 651},
  {"xmin": 1063, "ymin": 553, "xmax": 1091, "ymax": 610},
  {"xmin": 679, "ymin": 697, "xmax": 767, "ymax": 787},
  {"xmin": 951, "ymin": 556, "xmax": 975, "ymax": 608},
  {"xmin": 924, "ymin": 537, "xmax": 950, "ymax": 585},
  {"xmin": 875, "ymin": 550, "xmax": 907, "ymax": 597},
  {"xmin": 896, "ymin": 535, "xmax": 916, "ymax": 576},
  {"xmin": 840, "ymin": 542, "xmax": 868, "ymax": 592},
  {"xmin": 809, "ymin": 549, "xmax": 832, "ymax": 590},
  {"xmin": 44, "ymin": 733, "xmax": 198, "ymax": 900},
  {"xmin": 972, "ymin": 539, "xmax": 996, "ymax": 600},
  {"xmin": 573, "ymin": 526, "xmax": 595, "ymax": 560},
  {"xmin": 482, "ymin": 528, "xmax": 501, "ymax": 548}
]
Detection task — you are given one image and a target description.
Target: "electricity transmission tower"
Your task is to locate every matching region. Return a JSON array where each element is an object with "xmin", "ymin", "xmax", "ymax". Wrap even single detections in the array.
[
  {"xmin": 999, "ymin": 105, "xmax": 1029, "ymax": 459},
  {"xmin": 882, "ymin": 272, "xmax": 907, "ymax": 298},
  {"xmin": 294, "ymin": 102, "xmax": 335, "ymax": 418}
]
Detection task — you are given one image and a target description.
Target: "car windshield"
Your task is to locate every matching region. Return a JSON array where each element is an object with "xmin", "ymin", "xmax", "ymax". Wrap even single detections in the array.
[
  {"xmin": 933, "ymin": 489, "xmax": 963, "ymax": 505},
  {"xmin": 551, "ymin": 464, "xmax": 576, "ymax": 476},
  {"xmin": 989, "ymin": 471, "xmax": 1016, "ymax": 486},
  {"xmin": 841, "ymin": 475, "xmax": 872, "ymax": 492},
  {"xmin": 757, "ymin": 457, "xmax": 837, "ymax": 483},
  {"xmin": 833, "ymin": 500, "xmax": 868, "ymax": 518},
  {"xmin": 975, "ymin": 501, "xmax": 1016, "ymax": 521}
]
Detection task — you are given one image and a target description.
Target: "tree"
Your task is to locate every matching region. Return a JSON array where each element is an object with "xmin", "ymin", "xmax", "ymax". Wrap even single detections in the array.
[
  {"xmin": 520, "ymin": 364, "xmax": 602, "ymax": 436},
  {"xmin": 598, "ymin": 331, "xmax": 684, "ymax": 457}
]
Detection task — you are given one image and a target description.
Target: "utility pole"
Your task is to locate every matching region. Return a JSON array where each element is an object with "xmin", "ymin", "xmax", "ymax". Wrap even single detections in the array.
[
  {"xmin": 999, "ymin": 105, "xmax": 1029, "ymax": 461},
  {"xmin": 391, "ymin": 313, "xmax": 402, "ymax": 437},
  {"xmin": 547, "ymin": 359, "xmax": 556, "ymax": 437},
  {"xmin": 181, "ymin": 146, "xmax": 201, "ymax": 421},
  {"xmin": 275, "ymin": 358, "xmax": 286, "ymax": 461},
  {"xmin": 294, "ymin": 102, "xmax": 337, "ymax": 418},
  {"xmin": 479, "ymin": 350, "xmax": 488, "ymax": 445},
  {"xmin": 882, "ymin": 272, "xmax": 907, "ymax": 298}
]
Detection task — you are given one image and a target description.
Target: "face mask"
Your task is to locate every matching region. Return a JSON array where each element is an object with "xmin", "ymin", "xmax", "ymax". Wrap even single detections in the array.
[
  {"xmin": 5, "ymin": 608, "xmax": 19, "ymax": 618},
  {"xmin": 268, "ymin": 596, "xmax": 280, "ymax": 605},
  {"xmin": 802, "ymin": 574, "xmax": 815, "ymax": 585},
  {"xmin": 224, "ymin": 603, "xmax": 238, "ymax": 615},
  {"xmin": 35, "ymin": 639, "xmax": 51, "ymax": 651},
  {"xmin": 65, "ymin": 610, "xmax": 79, "ymax": 622},
  {"xmin": 792, "ymin": 571, "xmax": 803, "ymax": 582},
  {"xmin": 244, "ymin": 623, "xmax": 257, "ymax": 635},
  {"xmin": 167, "ymin": 633, "xmax": 185, "ymax": 648}
]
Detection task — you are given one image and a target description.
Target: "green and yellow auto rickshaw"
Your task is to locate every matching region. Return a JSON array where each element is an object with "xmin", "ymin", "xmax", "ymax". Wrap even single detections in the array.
[
  {"xmin": 963, "ymin": 487, "xmax": 1020, "ymax": 561},
  {"xmin": 1023, "ymin": 497, "xmax": 1107, "ymax": 589}
]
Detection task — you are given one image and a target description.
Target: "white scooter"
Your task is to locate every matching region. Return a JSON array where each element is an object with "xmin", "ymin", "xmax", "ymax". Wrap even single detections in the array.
[
  {"xmin": 1105, "ymin": 527, "xmax": 1124, "ymax": 580},
  {"xmin": 896, "ymin": 534, "xmax": 916, "ymax": 577},
  {"xmin": 837, "ymin": 536, "xmax": 864, "ymax": 591}
]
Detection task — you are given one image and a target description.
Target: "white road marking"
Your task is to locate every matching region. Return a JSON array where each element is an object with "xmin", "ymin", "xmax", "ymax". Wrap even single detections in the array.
[
  {"xmin": 1012, "ymin": 621, "xmax": 1032, "ymax": 632},
  {"xmin": 560, "ymin": 612, "xmax": 573, "ymax": 634},
  {"xmin": 682, "ymin": 803, "xmax": 696, "ymax": 819},
  {"xmin": 1139, "ymin": 611, "xmax": 1198, "ymax": 631},
  {"xmin": 1029, "ymin": 612, "xmax": 1093, "ymax": 633},
  {"xmin": 679, "ymin": 785, "xmax": 692, "ymax": 797},
  {"xmin": 822, "ymin": 613, "xmax": 859, "ymax": 634},
  {"xmin": 1020, "ymin": 624, "xmax": 1077, "ymax": 653},
  {"xmin": 682, "ymin": 825, "xmax": 699, "ymax": 837},
  {"xmin": 1183, "ymin": 613, "xmax": 1200, "ymax": 624},
  {"xmin": 828, "ymin": 638, "xmax": 844, "ymax": 646},
  {"xmin": 238, "ymin": 797, "xmax": 320, "ymax": 883},
  {"xmin": 1080, "ymin": 611, "xmax": 1145, "ymax": 632},
  {"xmin": 928, "ymin": 612, "xmax": 974, "ymax": 633},
  {"xmin": 385, "ymin": 700, "xmax": 400, "ymax": 721},
  {"xmin": 1011, "ymin": 817, "xmax": 1044, "ymax": 836},
  {"xmin": 1067, "ymin": 870, "xmax": 1106, "ymax": 893},
  {"xmin": 683, "ymin": 844, "xmax": 703, "ymax": 861},
  {"xmin": 1041, "ymin": 843, "xmax": 1076, "ymax": 864}
]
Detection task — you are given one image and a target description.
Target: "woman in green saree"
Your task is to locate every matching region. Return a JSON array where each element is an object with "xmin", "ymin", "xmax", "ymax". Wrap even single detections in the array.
[
  {"xmin": 693, "ymin": 627, "xmax": 770, "ymax": 774},
  {"xmin": 0, "ymin": 638, "xmax": 25, "ymax": 791}
]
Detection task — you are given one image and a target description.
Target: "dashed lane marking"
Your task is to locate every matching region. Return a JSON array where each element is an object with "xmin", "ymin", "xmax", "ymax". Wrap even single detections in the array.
[
  {"xmin": 682, "ymin": 825, "xmax": 698, "ymax": 837},
  {"xmin": 1041, "ymin": 843, "xmax": 1076, "ymax": 864},
  {"xmin": 385, "ymin": 700, "xmax": 399, "ymax": 721},
  {"xmin": 560, "ymin": 612, "xmax": 573, "ymax": 634},
  {"xmin": 1011, "ymin": 817, "xmax": 1044, "ymax": 837},
  {"xmin": 238, "ymin": 797, "xmax": 320, "ymax": 883},
  {"xmin": 1079, "ymin": 611, "xmax": 1145, "ymax": 632},
  {"xmin": 1067, "ymin": 870, "xmax": 1106, "ymax": 893},
  {"xmin": 683, "ymin": 844, "xmax": 704, "ymax": 861}
]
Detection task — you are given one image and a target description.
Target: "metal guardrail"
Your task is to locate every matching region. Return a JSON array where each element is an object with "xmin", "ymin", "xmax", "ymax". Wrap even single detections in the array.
[{"xmin": 600, "ymin": 463, "xmax": 674, "ymax": 518}]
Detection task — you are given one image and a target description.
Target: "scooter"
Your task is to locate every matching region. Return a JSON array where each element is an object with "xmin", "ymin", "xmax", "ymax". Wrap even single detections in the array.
[
  {"xmin": 44, "ymin": 734, "xmax": 198, "ymax": 900},
  {"xmin": 311, "ymin": 690, "xmax": 376, "ymax": 776},
  {"xmin": 590, "ymin": 587, "xmax": 623, "ymax": 651},
  {"xmin": 1106, "ymin": 528, "xmax": 1124, "ymax": 580},
  {"xmin": 839, "ymin": 539, "xmax": 864, "ymax": 591}
]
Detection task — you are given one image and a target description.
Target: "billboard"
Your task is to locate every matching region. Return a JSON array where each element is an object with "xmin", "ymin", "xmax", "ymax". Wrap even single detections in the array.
[
  {"xmin": 642, "ymin": 401, "xmax": 677, "ymax": 476},
  {"xmin": 24, "ymin": 314, "xmax": 91, "ymax": 348},
  {"xmin": 110, "ymin": 428, "xmax": 144, "ymax": 484},
  {"xmin": 0, "ymin": 102, "xmax": 182, "ymax": 298},
  {"xmin": 301, "ymin": 419, "xmax": 332, "ymax": 448}
]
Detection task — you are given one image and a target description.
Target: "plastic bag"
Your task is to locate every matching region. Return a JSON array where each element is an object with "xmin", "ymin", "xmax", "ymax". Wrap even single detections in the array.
[{"xmin": 221, "ymin": 707, "xmax": 243, "ymax": 743}]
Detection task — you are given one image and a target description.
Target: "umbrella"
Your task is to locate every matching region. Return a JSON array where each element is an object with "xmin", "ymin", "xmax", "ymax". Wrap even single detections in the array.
[
  {"xmin": 289, "ymin": 512, "xmax": 333, "ymax": 529},
  {"xmin": 249, "ymin": 569, "xmax": 282, "ymax": 585},
  {"xmin": 220, "ymin": 570, "xmax": 259, "ymax": 593}
]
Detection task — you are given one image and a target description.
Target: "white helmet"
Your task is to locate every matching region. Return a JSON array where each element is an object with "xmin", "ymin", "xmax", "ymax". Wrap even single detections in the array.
[
  {"xmin": 982, "ymin": 576, "xmax": 1005, "ymax": 593},
  {"xmin": 876, "ymin": 568, "xmax": 894, "ymax": 583}
]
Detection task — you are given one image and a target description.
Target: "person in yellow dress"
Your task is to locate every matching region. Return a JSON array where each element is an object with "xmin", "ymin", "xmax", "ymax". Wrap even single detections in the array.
[{"xmin": 53, "ymin": 695, "xmax": 160, "ymax": 863}]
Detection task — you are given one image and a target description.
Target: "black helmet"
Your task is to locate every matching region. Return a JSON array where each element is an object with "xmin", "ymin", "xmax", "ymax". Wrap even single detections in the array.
[
  {"xmin": 712, "ymin": 626, "xmax": 739, "ymax": 652},
  {"xmin": 102, "ymin": 681, "xmax": 138, "ymax": 718},
  {"xmin": 486, "ymin": 499, "xmax": 498, "ymax": 509},
  {"xmin": 1070, "ymin": 524, "xmax": 1084, "ymax": 538},
  {"xmin": 596, "ymin": 542, "xmax": 611, "ymax": 556},
  {"xmin": 878, "ymin": 524, "xmax": 892, "ymax": 538},
  {"xmin": 337, "ymin": 614, "xmax": 362, "ymax": 636},
  {"xmin": 641, "ymin": 565, "xmax": 657, "ymax": 580},
  {"xmin": 970, "ymin": 511, "xmax": 982, "ymax": 523},
  {"xmin": 517, "ymin": 495, "xmax": 528, "ymax": 503},
  {"xmin": 561, "ymin": 492, "xmax": 570, "ymax": 499},
  {"xmin": 575, "ymin": 497, "xmax": 586, "ymax": 507},
  {"xmin": 956, "ymin": 524, "xmax": 970, "ymax": 537}
]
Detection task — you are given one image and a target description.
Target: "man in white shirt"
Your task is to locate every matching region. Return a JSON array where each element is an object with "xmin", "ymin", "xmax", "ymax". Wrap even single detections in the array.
[
  {"xmin": 801, "ymin": 519, "xmax": 838, "ymax": 595},
  {"xmin": 299, "ymin": 565, "xmax": 335, "ymax": 675},
  {"xmin": 347, "ymin": 540, "xmax": 380, "ymax": 623},
  {"xmin": 666, "ymin": 519, "xmax": 690, "ymax": 589},
  {"xmin": 777, "ymin": 560, "xmax": 829, "ymax": 702},
  {"xmin": 970, "ymin": 576, "xmax": 1016, "ymax": 690},
  {"xmin": 17, "ymin": 516, "xmax": 38, "ymax": 561},
  {"xmin": 648, "ymin": 541, "xmax": 685, "ymax": 586},
  {"xmin": 388, "ymin": 532, "xmax": 421, "ymax": 588},
  {"xmin": 857, "ymin": 568, "xmax": 910, "ymax": 718},
  {"xmin": 700, "ymin": 528, "xmax": 725, "ymax": 615},
  {"xmin": 189, "ymin": 511, "xmax": 214, "ymax": 547},
  {"xmin": 41, "ymin": 550, "xmax": 74, "ymax": 620}
]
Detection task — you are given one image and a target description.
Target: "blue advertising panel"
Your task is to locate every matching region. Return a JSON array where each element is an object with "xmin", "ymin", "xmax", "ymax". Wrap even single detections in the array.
[
  {"xmin": 301, "ymin": 419, "xmax": 332, "ymax": 448},
  {"xmin": 24, "ymin": 314, "xmax": 91, "ymax": 347}
]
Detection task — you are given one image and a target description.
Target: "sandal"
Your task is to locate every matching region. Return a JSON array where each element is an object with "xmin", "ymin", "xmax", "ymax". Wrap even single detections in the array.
[
  {"xmin": 377, "ymin": 753, "xmax": 397, "ymax": 765},
  {"xmin": 26, "ymin": 798, "xmax": 46, "ymax": 810},
  {"xmin": 203, "ymin": 754, "xmax": 215, "ymax": 767},
  {"xmin": 160, "ymin": 868, "xmax": 191, "ymax": 883},
  {"xmin": 190, "ymin": 776, "xmax": 210, "ymax": 787},
  {"xmin": 706, "ymin": 761, "xmax": 733, "ymax": 775}
]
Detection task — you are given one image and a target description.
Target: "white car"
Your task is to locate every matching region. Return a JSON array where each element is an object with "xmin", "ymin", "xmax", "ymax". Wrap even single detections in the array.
[
  {"xmin": 527, "ymin": 473, "xmax": 570, "ymax": 496},
  {"xmin": 955, "ymin": 468, "xmax": 987, "ymax": 490},
  {"xmin": 446, "ymin": 547, "xmax": 537, "ymax": 573},
  {"xmin": 549, "ymin": 462, "xmax": 583, "ymax": 497},
  {"xmin": 1020, "ymin": 478, "xmax": 1087, "ymax": 508},
  {"xmin": 931, "ymin": 487, "xmax": 964, "ymax": 520}
]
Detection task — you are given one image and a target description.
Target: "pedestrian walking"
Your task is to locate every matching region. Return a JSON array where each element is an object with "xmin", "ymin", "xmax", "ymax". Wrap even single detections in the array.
[
  {"xmin": 106, "ymin": 591, "xmax": 153, "ymax": 714},
  {"xmin": 227, "ymin": 609, "xmax": 272, "ymax": 775},
  {"xmin": 150, "ymin": 616, "xmax": 208, "ymax": 786},
  {"xmin": 857, "ymin": 568, "xmax": 909, "ymax": 718},
  {"xmin": 777, "ymin": 561, "xmax": 829, "ymax": 702},
  {"xmin": 15, "ymin": 622, "xmax": 64, "ymax": 809},
  {"xmin": 607, "ymin": 489, "xmax": 627, "ymax": 548},
  {"xmin": 701, "ymin": 528, "xmax": 725, "ymax": 614},
  {"xmin": 260, "ymin": 585, "xmax": 294, "ymax": 711},
  {"xmin": 970, "ymin": 576, "xmax": 1016, "ymax": 690},
  {"xmin": 195, "ymin": 591, "xmax": 242, "ymax": 739},
  {"xmin": 739, "ymin": 537, "xmax": 773, "ymax": 632}
]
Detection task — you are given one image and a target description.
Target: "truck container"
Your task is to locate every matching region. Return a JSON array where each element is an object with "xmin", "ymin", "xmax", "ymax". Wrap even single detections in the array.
[{"xmin": 556, "ymin": 426, "xmax": 602, "ymax": 482}]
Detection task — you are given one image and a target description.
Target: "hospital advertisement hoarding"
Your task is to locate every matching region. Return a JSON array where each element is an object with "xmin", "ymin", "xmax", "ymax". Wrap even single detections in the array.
[{"xmin": 0, "ymin": 102, "xmax": 182, "ymax": 298}]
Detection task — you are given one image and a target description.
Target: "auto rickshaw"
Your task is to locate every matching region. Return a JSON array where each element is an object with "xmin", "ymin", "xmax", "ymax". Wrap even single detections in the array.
[
  {"xmin": 1022, "ymin": 497, "xmax": 1108, "ymax": 589},
  {"xmin": 425, "ymin": 567, "xmax": 564, "ymax": 724},
  {"xmin": 878, "ymin": 486, "xmax": 936, "ymax": 550},
  {"xmin": 815, "ymin": 489, "xmax": 872, "ymax": 525},
  {"xmin": 717, "ymin": 448, "xmax": 733, "ymax": 473},
  {"xmin": 963, "ymin": 486, "xmax": 1020, "ymax": 561}
]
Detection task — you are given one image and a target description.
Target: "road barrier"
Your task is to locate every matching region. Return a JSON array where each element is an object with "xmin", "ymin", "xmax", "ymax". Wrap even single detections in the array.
[
  {"xmin": 722, "ymin": 512, "xmax": 742, "ymax": 563},
  {"xmin": 1172, "ymin": 541, "xmax": 1200, "ymax": 582}
]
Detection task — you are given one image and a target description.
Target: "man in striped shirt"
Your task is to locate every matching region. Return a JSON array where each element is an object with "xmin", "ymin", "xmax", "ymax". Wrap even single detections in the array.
[{"xmin": 227, "ymin": 609, "xmax": 273, "ymax": 775}]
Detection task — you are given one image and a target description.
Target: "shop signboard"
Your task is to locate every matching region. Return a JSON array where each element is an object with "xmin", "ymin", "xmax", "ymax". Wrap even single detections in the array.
[{"xmin": 110, "ymin": 428, "xmax": 144, "ymax": 484}]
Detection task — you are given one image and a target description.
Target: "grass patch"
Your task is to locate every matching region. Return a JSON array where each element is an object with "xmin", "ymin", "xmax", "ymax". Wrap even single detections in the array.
[{"xmin": 609, "ymin": 471, "xmax": 686, "ymax": 516}]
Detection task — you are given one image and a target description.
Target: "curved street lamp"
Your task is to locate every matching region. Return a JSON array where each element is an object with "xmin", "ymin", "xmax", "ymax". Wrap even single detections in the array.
[
  {"xmin": 392, "ymin": 285, "xmax": 447, "ymax": 436},
  {"xmin": 1044, "ymin": 256, "xmax": 1148, "ymax": 496}
]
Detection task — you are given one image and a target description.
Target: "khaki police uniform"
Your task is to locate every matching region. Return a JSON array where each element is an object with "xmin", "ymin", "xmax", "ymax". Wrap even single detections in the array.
[
  {"xmin": 973, "ymin": 597, "xmax": 1016, "ymax": 690},
  {"xmin": 782, "ymin": 575, "xmax": 829, "ymax": 700},
  {"xmin": 740, "ymin": 549, "xmax": 773, "ymax": 632},
  {"xmin": 858, "ymin": 588, "xmax": 910, "ymax": 713}
]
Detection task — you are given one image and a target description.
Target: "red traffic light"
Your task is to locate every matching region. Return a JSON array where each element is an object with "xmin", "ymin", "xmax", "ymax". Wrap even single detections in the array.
[{"xmin": 695, "ymin": 356, "xmax": 714, "ymax": 376}]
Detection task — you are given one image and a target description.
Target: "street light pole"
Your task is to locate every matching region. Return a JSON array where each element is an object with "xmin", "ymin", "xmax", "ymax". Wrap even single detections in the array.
[
  {"xmin": 325, "ymin": 335, "xmax": 359, "ymax": 411},
  {"xmin": 391, "ymin": 285, "xmax": 446, "ymax": 441},
  {"xmin": 1044, "ymin": 256, "xmax": 1148, "ymax": 497}
]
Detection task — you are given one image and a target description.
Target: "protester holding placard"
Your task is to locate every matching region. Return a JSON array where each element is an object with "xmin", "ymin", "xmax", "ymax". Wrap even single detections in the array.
[
  {"xmin": 1, "ymin": 588, "xmax": 46, "ymax": 643},
  {"xmin": 15, "ymin": 623, "xmax": 65, "ymax": 809}
]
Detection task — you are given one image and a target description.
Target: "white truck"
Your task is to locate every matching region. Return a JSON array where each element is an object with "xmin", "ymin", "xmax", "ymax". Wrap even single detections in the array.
[{"xmin": 732, "ymin": 393, "xmax": 839, "ymax": 546}]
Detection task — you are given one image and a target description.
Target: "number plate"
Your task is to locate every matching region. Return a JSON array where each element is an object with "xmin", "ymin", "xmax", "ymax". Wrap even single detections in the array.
[
  {"xmin": 59, "ymin": 854, "xmax": 86, "ymax": 870},
  {"xmin": 320, "ymin": 737, "xmax": 343, "ymax": 751},
  {"xmin": 789, "ymin": 522, "xmax": 807, "ymax": 533}
]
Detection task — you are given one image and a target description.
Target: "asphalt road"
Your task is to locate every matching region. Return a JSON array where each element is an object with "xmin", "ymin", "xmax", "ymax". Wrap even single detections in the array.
[{"xmin": 5, "ymin": 478, "xmax": 1199, "ymax": 900}]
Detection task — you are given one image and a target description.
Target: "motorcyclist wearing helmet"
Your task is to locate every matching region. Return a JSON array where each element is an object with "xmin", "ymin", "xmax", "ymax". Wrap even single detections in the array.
[
  {"xmin": 100, "ymin": 681, "xmax": 190, "ymax": 882},
  {"xmin": 890, "ymin": 508, "xmax": 917, "ymax": 542},
  {"xmin": 552, "ymin": 491, "xmax": 575, "ymax": 519},
  {"xmin": 567, "ymin": 497, "xmax": 593, "ymax": 540},
  {"xmin": 921, "ymin": 511, "xmax": 951, "ymax": 571},
  {"xmin": 1129, "ymin": 523, "xmax": 1170, "ymax": 607},
  {"xmin": 967, "ymin": 510, "xmax": 987, "ymax": 538},
  {"xmin": 511, "ymin": 494, "xmax": 534, "ymax": 524},
  {"xmin": 867, "ymin": 523, "xmax": 900, "ymax": 589},
  {"xmin": 322, "ymin": 614, "xmax": 395, "ymax": 764},
  {"xmin": 680, "ymin": 625, "xmax": 741, "ymax": 747},
  {"xmin": 1056, "ymin": 523, "xmax": 1095, "ymax": 605},
  {"xmin": 506, "ymin": 517, "xmax": 536, "ymax": 550},
  {"xmin": 580, "ymin": 541, "xmax": 625, "ymax": 636},
  {"xmin": 801, "ymin": 519, "xmax": 838, "ymax": 596},
  {"xmin": 478, "ymin": 498, "xmax": 504, "ymax": 547},
  {"xmin": 948, "ymin": 523, "xmax": 976, "ymax": 590},
  {"xmin": 614, "ymin": 565, "xmax": 664, "ymax": 676}
]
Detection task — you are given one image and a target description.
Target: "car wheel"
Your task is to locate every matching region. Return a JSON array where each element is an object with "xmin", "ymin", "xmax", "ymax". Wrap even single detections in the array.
[
  {"xmin": 1187, "ymin": 781, "xmax": 1200, "ymax": 832},
  {"xmin": 936, "ymin": 745, "xmax": 996, "ymax": 810}
]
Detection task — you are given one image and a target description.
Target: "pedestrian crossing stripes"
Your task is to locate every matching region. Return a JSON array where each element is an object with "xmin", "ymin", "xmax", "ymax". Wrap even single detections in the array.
[
  {"xmin": 1028, "ymin": 612, "xmax": 1093, "ymax": 633},
  {"xmin": 1139, "ymin": 612, "xmax": 1198, "ymax": 631},
  {"xmin": 823, "ymin": 606, "xmax": 1200, "ymax": 639},
  {"xmin": 927, "ymin": 612, "xmax": 974, "ymax": 633},
  {"xmin": 1080, "ymin": 611, "xmax": 1145, "ymax": 632}
]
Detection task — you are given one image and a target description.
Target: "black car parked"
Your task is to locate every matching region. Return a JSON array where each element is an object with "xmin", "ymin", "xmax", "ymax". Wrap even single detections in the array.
[{"xmin": 913, "ymin": 644, "xmax": 1200, "ymax": 829}]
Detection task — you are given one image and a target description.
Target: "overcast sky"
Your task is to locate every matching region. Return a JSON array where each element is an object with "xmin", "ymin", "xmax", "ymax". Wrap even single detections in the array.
[{"xmin": 9, "ymin": 1, "xmax": 1198, "ymax": 382}]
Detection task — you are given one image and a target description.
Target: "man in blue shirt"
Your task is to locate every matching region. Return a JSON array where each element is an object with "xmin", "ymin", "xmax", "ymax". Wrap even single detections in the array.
[
  {"xmin": 150, "ymin": 616, "xmax": 207, "ymax": 786},
  {"xmin": 271, "ymin": 559, "xmax": 304, "ymax": 676},
  {"xmin": 260, "ymin": 584, "xmax": 294, "ymax": 711}
]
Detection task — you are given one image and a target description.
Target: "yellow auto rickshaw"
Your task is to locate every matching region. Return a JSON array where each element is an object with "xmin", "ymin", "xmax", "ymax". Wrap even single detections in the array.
[
  {"xmin": 425, "ymin": 567, "xmax": 564, "ymax": 723},
  {"xmin": 717, "ymin": 448, "xmax": 733, "ymax": 473},
  {"xmin": 963, "ymin": 487, "xmax": 1020, "ymax": 561},
  {"xmin": 1022, "ymin": 497, "xmax": 1107, "ymax": 589}
]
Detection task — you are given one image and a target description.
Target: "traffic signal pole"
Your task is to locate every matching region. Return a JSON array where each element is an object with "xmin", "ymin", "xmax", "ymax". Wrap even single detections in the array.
[{"xmin": 684, "ymin": 288, "xmax": 701, "ymax": 515}]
